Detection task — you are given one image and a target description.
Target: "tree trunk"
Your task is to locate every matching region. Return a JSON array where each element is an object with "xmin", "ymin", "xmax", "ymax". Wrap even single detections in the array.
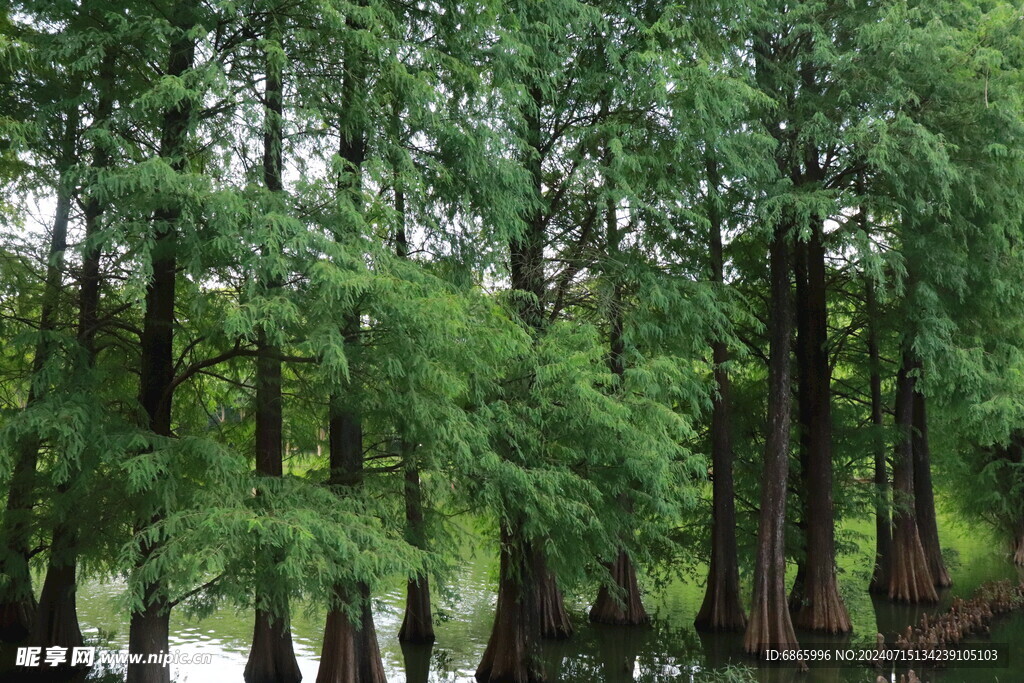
[
  {"xmin": 787, "ymin": 237, "xmax": 811, "ymax": 615},
  {"xmin": 317, "ymin": 583, "xmax": 385, "ymax": 683},
  {"xmin": 590, "ymin": 164, "xmax": 648, "ymax": 629},
  {"xmin": 789, "ymin": 224, "xmax": 850, "ymax": 633},
  {"xmin": 245, "ymin": 610, "xmax": 301, "ymax": 683},
  {"xmin": 537, "ymin": 558, "xmax": 572, "ymax": 640},
  {"xmin": 314, "ymin": 13, "xmax": 385, "ymax": 676},
  {"xmin": 0, "ymin": 108, "xmax": 78, "ymax": 643},
  {"xmin": 476, "ymin": 526, "xmax": 546, "ymax": 683},
  {"xmin": 128, "ymin": 597, "xmax": 171, "ymax": 683},
  {"xmin": 885, "ymin": 354, "xmax": 937, "ymax": 603},
  {"xmin": 316, "ymin": 401, "xmax": 385, "ymax": 682},
  {"xmin": 32, "ymin": 528, "xmax": 82, "ymax": 651},
  {"xmin": 128, "ymin": 8, "xmax": 194, "ymax": 681},
  {"xmin": 247, "ymin": 326, "xmax": 301, "ymax": 683},
  {"xmin": 695, "ymin": 159, "xmax": 745, "ymax": 631},
  {"xmin": 865, "ymin": 277, "xmax": 891, "ymax": 594},
  {"xmin": 33, "ymin": 55, "xmax": 116, "ymax": 655},
  {"xmin": 591, "ymin": 550, "xmax": 649, "ymax": 626},
  {"xmin": 911, "ymin": 391, "xmax": 951, "ymax": 588},
  {"xmin": 399, "ymin": 464, "xmax": 434, "ymax": 643},
  {"xmin": 1013, "ymin": 519, "xmax": 1024, "ymax": 567},
  {"xmin": 392, "ymin": 150, "xmax": 435, "ymax": 645},
  {"xmin": 317, "ymin": 411, "xmax": 386, "ymax": 683},
  {"xmin": 743, "ymin": 222, "xmax": 800, "ymax": 656},
  {"xmin": 244, "ymin": 14, "xmax": 301, "ymax": 682}
]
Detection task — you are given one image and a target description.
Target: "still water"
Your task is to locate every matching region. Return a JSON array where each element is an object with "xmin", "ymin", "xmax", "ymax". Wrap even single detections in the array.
[{"xmin": 64, "ymin": 511, "xmax": 1024, "ymax": 682}]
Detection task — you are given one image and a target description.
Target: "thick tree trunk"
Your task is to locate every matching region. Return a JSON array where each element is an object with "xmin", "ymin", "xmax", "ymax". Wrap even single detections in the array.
[
  {"xmin": 317, "ymin": 584, "xmax": 385, "ymax": 683},
  {"xmin": 316, "ymin": 20, "xmax": 385, "ymax": 675},
  {"xmin": 314, "ymin": 12, "xmax": 385, "ymax": 676},
  {"xmin": 789, "ymin": 225, "xmax": 850, "ymax": 633},
  {"xmin": 591, "ymin": 550, "xmax": 649, "ymax": 626},
  {"xmin": 128, "ymin": 8, "xmax": 195, "ymax": 681},
  {"xmin": 743, "ymin": 223, "xmax": 800, "ymax": 656},
  {"xmin": 911, "ymin": 392, "xmax": 951, "ymax": 588},
  {"xmin": 316, "ymin": 398, "xmax": 385, "ymax": 682},
  {"xmin": 317, "ymin": 412, "xmax": 386, "ymax": 683},
  {"xmin": 865, "ymin": 278, "xmax": 891, "ymax": 594},
  {"xmin": 245, "ymin": 611, "xmax": 301, "ymax": 683},
  {"xmin": 788, "ymin": 238, "xmax": 811, "ymax": 615},
  {"xmin": 32, "ymin": 524, "xmax": 82, "ymax": 657},
  {"xmin": 886, "ymin": 355, "xmax": 937, "ymax": 603},
  {"xmin": 128, "ymin": 598, "xmax": 171, "ymax": 683},
  {"xmin": 476, "ymin": 526, "xmax": 546, "ymax": 683},
  {"xmin": 537, "ymin": 558, "xmax": 572, "ymax": 640},
  {"xmin": 695, "ymin": 156, "xmax": 745, "ymax": 632}
]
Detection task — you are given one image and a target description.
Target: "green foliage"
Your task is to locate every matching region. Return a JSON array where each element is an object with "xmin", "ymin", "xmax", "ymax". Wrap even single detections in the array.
[{"xmin": 2, "ymin": 0, "xmax": 1024, "ymax": 676}]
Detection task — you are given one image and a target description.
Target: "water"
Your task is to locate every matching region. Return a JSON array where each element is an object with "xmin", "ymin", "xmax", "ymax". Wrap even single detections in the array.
[{"xmin": 15, "ymin": 508, "xmax": 1024, "ymax": 682}]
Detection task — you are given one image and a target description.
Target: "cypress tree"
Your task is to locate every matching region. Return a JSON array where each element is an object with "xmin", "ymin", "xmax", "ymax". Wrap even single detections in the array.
[{"xmin": 244, "ymin": 6, "xmax": 302, "ymax": 682}]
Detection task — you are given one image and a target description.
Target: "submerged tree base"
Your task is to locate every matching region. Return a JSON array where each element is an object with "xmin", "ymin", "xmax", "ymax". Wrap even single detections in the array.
[
  {"xmin": 244, "ymin": 609, "xmax": 302, "ymax": 683},
  {"xmin": 790, "ymin": 573, "xmax": 852, "ymax": 633},
  {"xmin": 538, "ymin": 564, "xmax": 572, "ymax": 640},
  {"xmin": 477, "ymin": 529, "xmax": 546, "ymax": 683},
  {"xmin": 399, "ymin": 576, "xmax": 435, "ymax": 644},
  {"xmin": 590, "ymin": 550, "xmax": 649, "ymax": 626},
  {"xmin": 888, "ymin": 519, "xmax": 939, "ymax": 604},
  {"xmin": 317, "ymin": 585, "xmax": 386, "ymax": 683}
]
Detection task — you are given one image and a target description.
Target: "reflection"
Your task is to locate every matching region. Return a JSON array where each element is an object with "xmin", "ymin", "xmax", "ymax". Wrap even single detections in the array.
[
  {"xmin": 871, "ymin": 594, "xmax": 936, "ymax": 641},
  {"xmin": 594, "ymin": 624, "xmax": 648, "ymax": 681},
  {"xmin": 696, "ymin": 626, "xmax": 744, "ymax": 670},
  {"xmin": 401, "ymin": 639, "xmax": 433, "ymax": 683}
]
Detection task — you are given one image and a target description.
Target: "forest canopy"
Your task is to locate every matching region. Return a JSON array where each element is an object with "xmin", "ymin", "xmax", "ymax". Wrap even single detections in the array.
[{"xmin": 1, "ymin": 1, "xmax": 1024, "ymax": 682}]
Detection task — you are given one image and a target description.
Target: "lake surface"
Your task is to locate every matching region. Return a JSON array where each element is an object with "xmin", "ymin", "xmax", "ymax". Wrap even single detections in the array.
[{"xmin": 27, "ymin": 509, "xmax": 1024, "ymax": 682}]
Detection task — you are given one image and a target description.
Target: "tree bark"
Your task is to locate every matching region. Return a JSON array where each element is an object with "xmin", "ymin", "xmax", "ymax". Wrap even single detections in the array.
[
  {"xmin": 911, "ymin": 391, "xmax": 951, "ymax": 588},
  {"xmin": 399, "ymin": 464, "xmax": 434, "ymax": 643},
  {"xmin": 866, "ymin": 277, "xmax": 891, "ymax": 594},
  {"xmin": 128, "ymin": 7, "xmax": 195, "ymax": 681},
  {"xmin": 743, "ymin": 222, "xmax": 800, "ymax": 656},
  {"xmin": 1013, "ymin": 519, "xmax": 1024, "ymax": 567},
  {"xmin": 32, "ymin": 529, "xmax": 82, "ymax": 652},
  {"xmin": 317, "ymin": 584, "xmax": 386, "ymax": 683},
  {"xmin": 695, "ymin": 157, "xmax": 745, "ymax": 632},
  {"xmin": 244, "ymin": 12, "xmax": 302, "ymax": 682},
  {"xmin": 789, "ymin": 223, "xmax": 850, "ymax": 633},
  {"xmin": 476, "ymin": 526, "xmax": 546, "ymax": 683},
  {"xmin": 317, "ymin": 409, "xmax": 386, "ymax": 683},
  {"xmin": 885, "ymin": 354, "xmax": 937, "ymax": 604},
  {"xmin": 537, "ymin": 558, "xmax": 572, "ymax": 640},
  {"xmin": 591, "ymin": 550, "xmax": 649, "ymax": 626},
  {"xmin": 589, "ymin": 150, "xmax": 648, "ymax": 629},
  {"xmin": 392, "ymin": 148, "xmax": 435, "ymax": 645}
]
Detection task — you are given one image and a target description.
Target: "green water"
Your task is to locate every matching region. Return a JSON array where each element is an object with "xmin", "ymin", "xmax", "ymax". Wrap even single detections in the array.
[{"xmin": 36, "ymin": 508, "xmax": 1024, "ymax": 682}]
